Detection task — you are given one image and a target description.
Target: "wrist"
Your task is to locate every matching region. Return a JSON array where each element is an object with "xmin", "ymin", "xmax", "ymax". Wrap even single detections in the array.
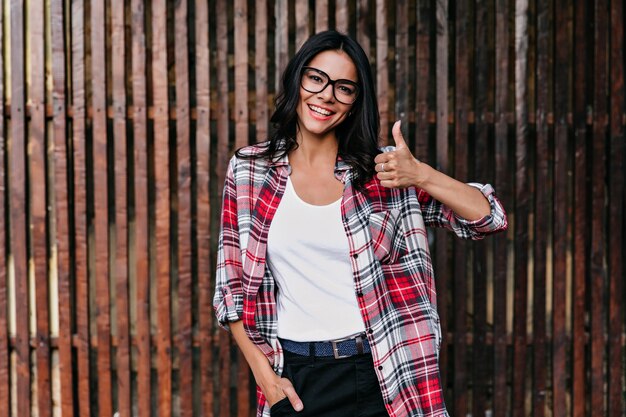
[{"xmin": 413, "ymin": 159, "xmax": 430, "ymax": 188}]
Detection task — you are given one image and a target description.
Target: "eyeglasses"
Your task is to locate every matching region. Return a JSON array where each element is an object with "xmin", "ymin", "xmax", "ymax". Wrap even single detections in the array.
[{"xmin": 300, "ymin": 67, "xmax": 359, "ymax": 105}]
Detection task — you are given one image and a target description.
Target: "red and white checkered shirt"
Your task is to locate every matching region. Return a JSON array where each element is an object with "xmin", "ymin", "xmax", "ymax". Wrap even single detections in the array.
[{"xmin": 214, "ymin": 144, "xmax": 508, "ymax": 417}]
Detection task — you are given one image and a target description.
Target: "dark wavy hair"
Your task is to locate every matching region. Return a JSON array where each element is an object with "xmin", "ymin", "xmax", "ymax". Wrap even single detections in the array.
[{"xmin": 236, "ymin": 30, "xmax": 380, "ymax": 190}]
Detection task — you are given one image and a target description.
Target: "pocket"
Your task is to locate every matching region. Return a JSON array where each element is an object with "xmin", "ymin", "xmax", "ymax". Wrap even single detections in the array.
[
  {"xmin": 368, "ymin": 209, "xmax": 408, "ymax": 264},
  {"xmin": 269, "ymin": 397, "xmax": 292, "ymax": 416}
]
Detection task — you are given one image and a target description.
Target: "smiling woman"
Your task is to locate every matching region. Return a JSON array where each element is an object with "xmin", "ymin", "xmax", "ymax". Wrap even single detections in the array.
[{"xmin": 213, "ymin": 30, "xmax": 507, "ymax": 417}]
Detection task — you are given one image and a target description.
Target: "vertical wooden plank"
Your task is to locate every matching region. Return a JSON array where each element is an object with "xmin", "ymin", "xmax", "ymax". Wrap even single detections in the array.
[
  {"xmin": 395, "ymin": 0, "xmax": 408, "ymax": 124},
  {"xmin": 434, "ymin": 0, "xmax": 450, "ymax": 398},
  {"xmin": 71, "ymin": 0, "xmax": 90, "ymax": 414},
  {"xmin": 52, "ymin": 1, "xmax": 74, "ymax": 414},
  {"xmin": 215, "ymin": 0, "xmax": 231, "ymax": 415},
  {"xmin": 315, "ymin": 0, "xmax": 328, "ymax": 33},
  {"xmin": 295, "ymin": 0, "xmax": 309, "ymax": 50},
  {"xmin": 335, "ymin": 0, "xmax": 348, "ymax": 33},
  {"xmin": 233, "ymin": 2, "xmax": 250, "ymax": 415},
  {"xmin": 356, "ymin": 0, "xmax": 370, "ymax": 58},
  {"xmin": 174, "ymin": 0, "xmax": 193, "ymax": 416},
  {"xmin": 591, "ymin": 0, "xmax": 608, "ymax": 413},
  {"xmin": 414, "ymin": 0, "xmax": 429, "ymax": 159},
  {"xmin": 512, "ymin": 1, "xmax": 530, "ymax": 416},
  {"xmin": 275, "ymin": 0, "xmax": 288, "ymax": 90},
  {"xmin": 571, "ymin": 0, "xmax": 587, "ymax": 415},
  {"xmin": 0, "ymin": 5, "xmax": 8, "ymax": 417},
  {"xmin": 9, "ymin": 1, "xmax": 30, "ymax": 413},
  {"xmin": 493, "ymin": 0, "xmax": 510, "ymax": 413},
  {"xmin": 234, "ymin": 0, "xmax": 248, "ymax": 151},
  {"xmin": 453, "ymin": 0, "xmax": 468, "ymax": 414},
  {"xmin": 552, "ymin": 0, "xmax": 569, "ymax": 415},
  {"xmin": 255, "ymin": 0, "xmax": 269, "ymax": 141},
  {"xmin": 152, "ymin": 0, "xmax": 172, "ymax": 414},
  {"xmin": 29, "ymin": 0, "xmax": 50, "ymax": 415},
  {"xmin": 91, "ymin": 0, "xmax": 112, "ymax": 414},
  {"xmin": 607, "ymin": 0, "xmax": 624, "ymax": 414},
  {"xmin": 130, "ymin": 0, "xmax": 150, "ymax": 414},
  {"xmin": 472, "ymin": 0, "xmax": 490, "ymax": 414},
  {"xmin": 533, "ymin": 0, "xmax": 550, "ymax": 415},
  {"xmin": 376, "ymin": 0, "xmax": 389, "ymax": 143},
  {"xmin": 111, "ymin": 0, "xmax": 131, "ymax": 414},
  {"xmin": 194, "ymin": 0, "xmax": 213, "ymax": 414}
]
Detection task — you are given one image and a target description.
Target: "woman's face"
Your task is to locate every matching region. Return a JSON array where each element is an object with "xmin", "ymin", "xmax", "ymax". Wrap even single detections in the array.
[{"xmin": 296, "ymin": 50, "xmax": 358, "ymax": 140}]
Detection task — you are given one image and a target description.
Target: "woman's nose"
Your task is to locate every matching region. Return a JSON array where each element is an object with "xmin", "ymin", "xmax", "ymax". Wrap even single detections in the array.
[{"xmin": 317, "ymin": 84, "xmax": 335, "ymax": 102}]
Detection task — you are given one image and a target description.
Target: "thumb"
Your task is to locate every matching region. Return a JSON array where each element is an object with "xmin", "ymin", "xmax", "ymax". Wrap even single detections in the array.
[
  {"xmin": 392, "ymin": 120, "xmax": 407, "ymax": 149},
  {"xmin": 282, "ymin": 381, "xmax": 304, "ymax": 412}
]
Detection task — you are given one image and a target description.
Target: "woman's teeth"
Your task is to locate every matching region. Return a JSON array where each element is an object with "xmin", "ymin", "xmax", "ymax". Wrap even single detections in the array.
[{"xmin": 310, "ymin": 105, "xmax": 332, "ymax": 116}]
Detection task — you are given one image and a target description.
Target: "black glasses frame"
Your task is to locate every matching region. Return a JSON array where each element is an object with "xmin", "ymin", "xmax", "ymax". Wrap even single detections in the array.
[{"xmin": 300, "ymin": 67, "xmax": 359, "ymax": 104}]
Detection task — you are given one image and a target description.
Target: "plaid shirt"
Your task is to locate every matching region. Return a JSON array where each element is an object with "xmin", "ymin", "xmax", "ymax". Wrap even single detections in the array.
[{"xmin": 214, "ymin": 144, "xmax": 507, "ymax": 417}]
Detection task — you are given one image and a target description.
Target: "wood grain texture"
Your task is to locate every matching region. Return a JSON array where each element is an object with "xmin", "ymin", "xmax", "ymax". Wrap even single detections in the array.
[
  {"xmin": 572, "ymin": 1, "xmax": 588, "ymax": 415},
  {"xmin": 295, "ymin": 0, "xmax": 309, "ymax": 50},
  {"xmin": 0, "ymin": 5, "xmax": 8, "ymax": 416},
  {"xmin": 356, "ymin": 0, "xmax": 370, "ymax": 58},
  {"xmin": 453, "ymin": 0, "xmax": 469, "ymax": 413},
  {"xmin": 335, "ymin": 0, "xmax": 349, "ymax": 33},
  {"xmin": 70, "ymin": 0, "xmax": 90, "ymax": 414},
  {"xmin": 130, "ymin": 0, "xmax": 150, "ymax": 414},
  {"xmin": 152, "ymin": 0, "xmax": 172, "ymax": 414},
  {"xmin": 9, "ymin": 1, "xmax": 30, "ymax": 413},
  {"xmin": 533, "ymin": 0, "xmax": 550, "ymax": 415},
  {"xmin": 552, "ymin": 1, "xmax": 569, "ymax": 415},
  {"xmin": 91, "ymin": 0, "xmax": 113, "ymax": 414},
  {"xmin": 111, "ymin": 0, "xmax": 131, "ymax": 414},
  {"xmin": 591, "ymin": 0, "xmax": 608, "ymax": 413},
  {"xmin": 256, "ymin": 0, "xmax": 269, "ymax": 141},
  {"xmin": 315, "ymin": 0, "xmax": 328, "ymax": 32},
  {"xmin": 175, "ymin": 1, "xmax": 193, "ymax": 415},
  {"xmin": 234, "ymin": 0, "xmax": 249, "ymax": 151},
  {"xmin": 414, "ymin": 0, "xmax": 429, "ymax": 159},
  {"xmin": 29, "ymin": 1, "xmax": 50, "ymax": 415},
  {"xmin": 472, "ymin": 1, "xmax": 490, "ymax": 414},
  {"xmin": 194, "ymin": 1, "xmax": 213, "ymax": 414},
  {"xmin": 513, "ymin": 1, "xmax": 530, "ymax": 415},
  {"xmin": 216, "ymin": 2, "xmax": 232, "ymax": 415},
  {"xmin": 608, "ymin": 0, "xmax": 624, "ymax": 415},
  {"xmin": 395, "ymin": 0, "xmax": 408, "ymax": 124},
  {"xmin": 376, "ymin": 0, "xmax": 389, "ymax": 143},
  {"xmin": 434, "ymin": 0, "xmax": 450, "ymax": 399},
  {"xmin": 275, "ymin": 0, "xmax": 289, "ymax": 93},
  {"xmin": 493, "ymin": 0, "xmax": 510, "ymax": 413}
]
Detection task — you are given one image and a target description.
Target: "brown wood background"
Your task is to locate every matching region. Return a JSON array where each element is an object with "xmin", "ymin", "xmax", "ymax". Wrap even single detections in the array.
[{"xmin": 0, "ymin": 0, "xmax": 624, "ymax": 416}]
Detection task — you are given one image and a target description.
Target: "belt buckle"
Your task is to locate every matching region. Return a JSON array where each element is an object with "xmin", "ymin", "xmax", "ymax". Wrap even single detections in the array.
[{"xmin": 331, "ymin": 340, "xmax": 350, "ymax": 359}]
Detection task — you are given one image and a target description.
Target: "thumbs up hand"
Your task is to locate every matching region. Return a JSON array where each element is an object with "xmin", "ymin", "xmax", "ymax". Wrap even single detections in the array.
[{"xmin": 374, "ymin": 120, "xmax": 426, "ymax": 189}]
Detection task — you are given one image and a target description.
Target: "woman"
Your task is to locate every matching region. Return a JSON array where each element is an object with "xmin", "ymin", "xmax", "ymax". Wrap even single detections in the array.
[{"xmin": 214, "ymin": 30, "xmax": 507, "ymax": 417}]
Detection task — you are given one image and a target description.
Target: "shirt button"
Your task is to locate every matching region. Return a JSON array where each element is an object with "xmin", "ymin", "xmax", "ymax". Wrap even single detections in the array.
[
  {"xmin": 387, "ymin": 400, "xmax": 393, "ymax": 405},
  {"xmin": 378, "ymin": 365, "xmax": 383, "ymax": 370},
  {"xmin": 352, "ymin": 253, "xmax": 358, "ymax": 259},
  {"xmin": 357, "ymin": 292, "xmax": 363, "ymax": 297},
  {"xmin": 367, "ymin": 329, "xmax": 373, "ymax": 334}
]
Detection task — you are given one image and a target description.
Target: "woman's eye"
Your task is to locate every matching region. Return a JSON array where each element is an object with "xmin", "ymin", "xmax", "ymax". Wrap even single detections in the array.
[
  {"xmin": 338, "ymin": 85, "xmax": 355, "ymax": 94},
  {"xmin": 309, "ymin": 75, "xmax": 324, "ymax": 83}
]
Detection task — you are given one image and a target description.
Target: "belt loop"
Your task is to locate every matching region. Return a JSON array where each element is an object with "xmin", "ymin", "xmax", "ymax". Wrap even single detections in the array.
[
  {"xmin": 355, "ymin": 334, "xmax": 364, "ymax": 355},
  {"xmin": 308, "ymin": 342, "xmax": 315, "ymax": 364}
]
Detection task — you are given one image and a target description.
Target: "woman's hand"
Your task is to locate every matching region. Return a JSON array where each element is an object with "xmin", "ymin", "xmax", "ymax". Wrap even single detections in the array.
[
  {"xmin": 374, "ymin": 120, "xmax": 491, "ymax": 220},
  {"xmin": 374, "ymin": 121, "xmax": 426, "ymax": 188},
  {"xmin": 260, "ymin": 374, "xmax": 303, "ymax": 411}
]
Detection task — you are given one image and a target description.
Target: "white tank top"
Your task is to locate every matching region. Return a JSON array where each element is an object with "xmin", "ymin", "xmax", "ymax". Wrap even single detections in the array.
[{"xmin": 266, "ymin": 176, "xmax": 365, "ymax": 341}]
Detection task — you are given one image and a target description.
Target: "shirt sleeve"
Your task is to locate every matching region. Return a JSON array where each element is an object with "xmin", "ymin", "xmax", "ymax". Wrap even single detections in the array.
[
  {"xmin": 417, "ymin": 182, "xmax": 508, "ymax": 240},
  {"xmin": 213, "ymin": 157, "xmax": 244, "ymax": 330}
]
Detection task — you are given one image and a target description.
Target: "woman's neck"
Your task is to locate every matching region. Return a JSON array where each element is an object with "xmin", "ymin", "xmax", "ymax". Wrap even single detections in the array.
[{"xmin": 291, "ymin": 131, "xmax": 339, "ymax": 169}]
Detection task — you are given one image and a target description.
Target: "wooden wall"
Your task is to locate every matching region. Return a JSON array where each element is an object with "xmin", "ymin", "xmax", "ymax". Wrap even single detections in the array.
[{"xmin": 0, "ymin": 0, "xmax": 624, "ymax": 416}]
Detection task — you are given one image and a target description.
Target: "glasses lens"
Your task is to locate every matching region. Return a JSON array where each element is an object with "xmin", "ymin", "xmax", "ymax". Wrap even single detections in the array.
[
  {"xmin": 301, "ymin": 69, "xmax": 328, "ymax": 93},
  {"xmin": 334, "ymin": 81, "xmax": 358, "ymax": 104}
]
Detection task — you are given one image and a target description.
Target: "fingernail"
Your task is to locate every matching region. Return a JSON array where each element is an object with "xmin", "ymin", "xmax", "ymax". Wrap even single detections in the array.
[{"xmin": 294, "ymin": 402, "xmax": 303, "ymax": 411}]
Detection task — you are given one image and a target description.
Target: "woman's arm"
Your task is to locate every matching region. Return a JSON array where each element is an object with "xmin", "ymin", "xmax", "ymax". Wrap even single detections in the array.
[{"xmin": 230, "ymin": 321, "xmax": 303, "ymax": 411}]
